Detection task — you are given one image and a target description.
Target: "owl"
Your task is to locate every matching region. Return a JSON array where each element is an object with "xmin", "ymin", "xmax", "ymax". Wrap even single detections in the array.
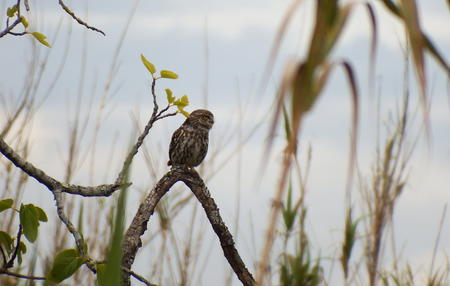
[{"xmin": 168, "ymin": 109, "xmax": 214, "ymax": 167}]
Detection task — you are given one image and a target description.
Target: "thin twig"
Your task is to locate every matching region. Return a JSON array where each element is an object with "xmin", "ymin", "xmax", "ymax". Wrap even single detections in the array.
[
  {"xmin": 53, "ymin": 188, "xmax": 96, "ymax": 273},
  {"xmin": 114, "ymin": 110, "xmax": 176, "ymax": 186},
  {"xmin": 0, "ymin": 226, "xmax": 46, "ymax": 281},
  {"xmin": 114, "ymin": 78, "xmax": 176, "ymax": 185},
  {"xmin": 7, "ymin": 31, "xmax": 27, "ymax": 36},
  {"xmin": 151, "ymin": 78, "xmax": 158, "ymax": 119},
  {"xmin": 0, "ymin": 0, "xmax": 22, "ymax": 38},
  {"xmin": 58, "ymin": 0, "xmax": 105, "ymax": 36},
  {"xmin": 122, "ymin": 267, "xmax": 157, "ymax": 286},
  {"xmin": 0, "ymin": 270, "xmax": 46, "ymax": 280},
  {"xmin": 156, "ymin": 111, "xmax": 178, "ymax": 121},
  {"xmin": 53, "ymin": 189, "xmax": 85, "ymax": 256},
  {"xmin": 156, "ymin": 103, "xmax": 173, "ymax": 118},
  {"xmin": 6, "ymin": 225, "xmax": 22, "ymax": 268}
]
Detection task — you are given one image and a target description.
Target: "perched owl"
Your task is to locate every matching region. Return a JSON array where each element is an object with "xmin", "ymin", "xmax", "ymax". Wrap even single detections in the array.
[{"xmin": 168, "ymin": 109, "xmax": 214, "ymax": 167}]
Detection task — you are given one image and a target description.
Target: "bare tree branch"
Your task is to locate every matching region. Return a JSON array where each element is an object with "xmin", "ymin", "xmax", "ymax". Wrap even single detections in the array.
[
  {"xmin": 121, "ymin": 169, "xmax": 180, "ymax": 283},
  {"xmin": 182, "ymin": 169, "xmax": 255, "ymax": 286},
  {"xmin": 0, "ymin": 136, "xmax": 123, "ymax": 196},
  {"xmin": 52, "ymin": 188, "xmax": 98, "ymax": 273},
  {"xmin": 1, "ymin": 0, "xmax": 105, "ymax": 39},
  {"xmin": 0, "ymin": 17, "xmax": 22, "ymax": 38},
  {"xmin": 122, "ymin": 166, "xmax": 255, "ymax": 286},
  {"xmin": 0, "ymin": 70, "xmax": 179, "ymax": 198},
  {"xmin": 114, "ymin": 105, "xmax": 176, "ymax": 185},
  {"xmin": 58, "ymin": 0, "xmax": 105, "ymax": 36},
  {"xmin": 0, "ymin": 110, "xmax": 176, "ymax": 197}
]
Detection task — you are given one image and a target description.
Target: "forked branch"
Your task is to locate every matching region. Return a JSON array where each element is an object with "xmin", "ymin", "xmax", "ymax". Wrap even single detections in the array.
[{"xmin": 122, "ymin": 166, "xmax": 255, "ymax": 286}]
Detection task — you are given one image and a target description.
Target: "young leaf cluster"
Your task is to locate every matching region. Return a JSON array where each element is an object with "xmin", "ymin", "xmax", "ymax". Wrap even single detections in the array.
[
  {"xmin": 141, "ymin": 54, "xmax": 190, "ymax": 117},
  {"xmin": 141, "ymin": 54, "xmax": 179, "ymax": 80},
  {"xmin": 3, "ymin": 4, "xmax": 51, "ymax": 47},
  {"xmin": 6, "ymin": 5, "xmax": 18, "ymax": 18}
]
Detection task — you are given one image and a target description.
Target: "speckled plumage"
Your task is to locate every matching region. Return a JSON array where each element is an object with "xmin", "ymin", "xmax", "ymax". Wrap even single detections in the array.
[{"xmin": 168, "ymin": 109, "xmax": 214, "ymax": 167}]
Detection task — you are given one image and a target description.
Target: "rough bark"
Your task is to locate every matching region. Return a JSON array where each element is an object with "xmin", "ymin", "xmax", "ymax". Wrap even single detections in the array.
[{"xmin": 122, "ymin": 166, "xmax": 255, "ymax": 286}]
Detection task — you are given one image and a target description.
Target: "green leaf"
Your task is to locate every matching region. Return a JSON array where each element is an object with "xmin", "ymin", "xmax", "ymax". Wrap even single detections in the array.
[
  {"xmin": 282, "ymin": 104, "xmax": 291, "ymax": 142},
  {"xmin": 7, "ymin": 5, "xmax": 18, "ymax": 17},
  {"xmin": 0, "ymin": 198, "xmax": 13, "ymax": 212},
  {"xmin": 180, "ymin": 95, "xmax": 189, "ymax": 106},
  {"xmin": 174, "ymin": 95, "xmax": 190, "ymax": 117},
  {"xmin": 0, "ymin": 231, "xmax": 13, "ymax": 253},
  {"xmin": 99, "ymin": 168, "xmax": 129, "ymax": 286},
  {"xmin": 141, "ymin": 54, "xmax": 156, "ymax": 74},
  {"xmin": 96, "ymin": 263, "xmax": 107, "ymax": 285},
  {"xmin": 19, "ymin": 204, "xmax": 39, "ymax": 242},
  {"xmin": 19, "ymin": 241, "xmax": 27, "ymax": 254},
  {"xmin": 34, "ymin": 206, "xmax": 48, "ymax": 222},
  {"xmin": 174, "ymin": 95, "xmax": 189, "ymax": 108},
  {"xmin": 77, "ymin": 202, "xmax": 85, "ymax": 242},
  {"xmin": 160, "ymin": 70, "xmax": 178, "ymax": 79},
  {"xmin": 341, "ymin": 208, "xmax": 358, "ymax": 278},
  {"xmin": 20, "ymin": 16, "xmax": 29, "ymax": 28},
  {"xmin": 282, "ymin": 182, "xmax": 296, "ymax": 232},
  {"xmin": 17, "ymin": 241, "xmax": 27, "ymax": 264},
  {"xmin": 177, "ymin": 106, "xmax": 190, "ymax": 118},
  {"xmin": 401, "ymin": 0, "xmax": 426, "ymax": 100},
  {"xmin": 165, "ymin": 88, "xmax": 175, "ymax": 103},
  {"xmin": 47, "ymin": 249, "xmax": 85, "ymax": 283},
  {"xmin": 30, "ymin": 32, "xmax": 51, "ymax": 48}
]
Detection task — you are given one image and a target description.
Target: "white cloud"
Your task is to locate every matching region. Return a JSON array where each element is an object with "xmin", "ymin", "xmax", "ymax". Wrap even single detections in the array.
[{"xmin": 131, "ymin": 6, "xmax": 290, "ymax": 40}]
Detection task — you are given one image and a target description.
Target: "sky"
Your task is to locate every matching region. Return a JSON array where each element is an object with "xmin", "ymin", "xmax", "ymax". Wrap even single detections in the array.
[{"xmin": 1, "ymin": 0, "xmax": 450, "ymax": 285}]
